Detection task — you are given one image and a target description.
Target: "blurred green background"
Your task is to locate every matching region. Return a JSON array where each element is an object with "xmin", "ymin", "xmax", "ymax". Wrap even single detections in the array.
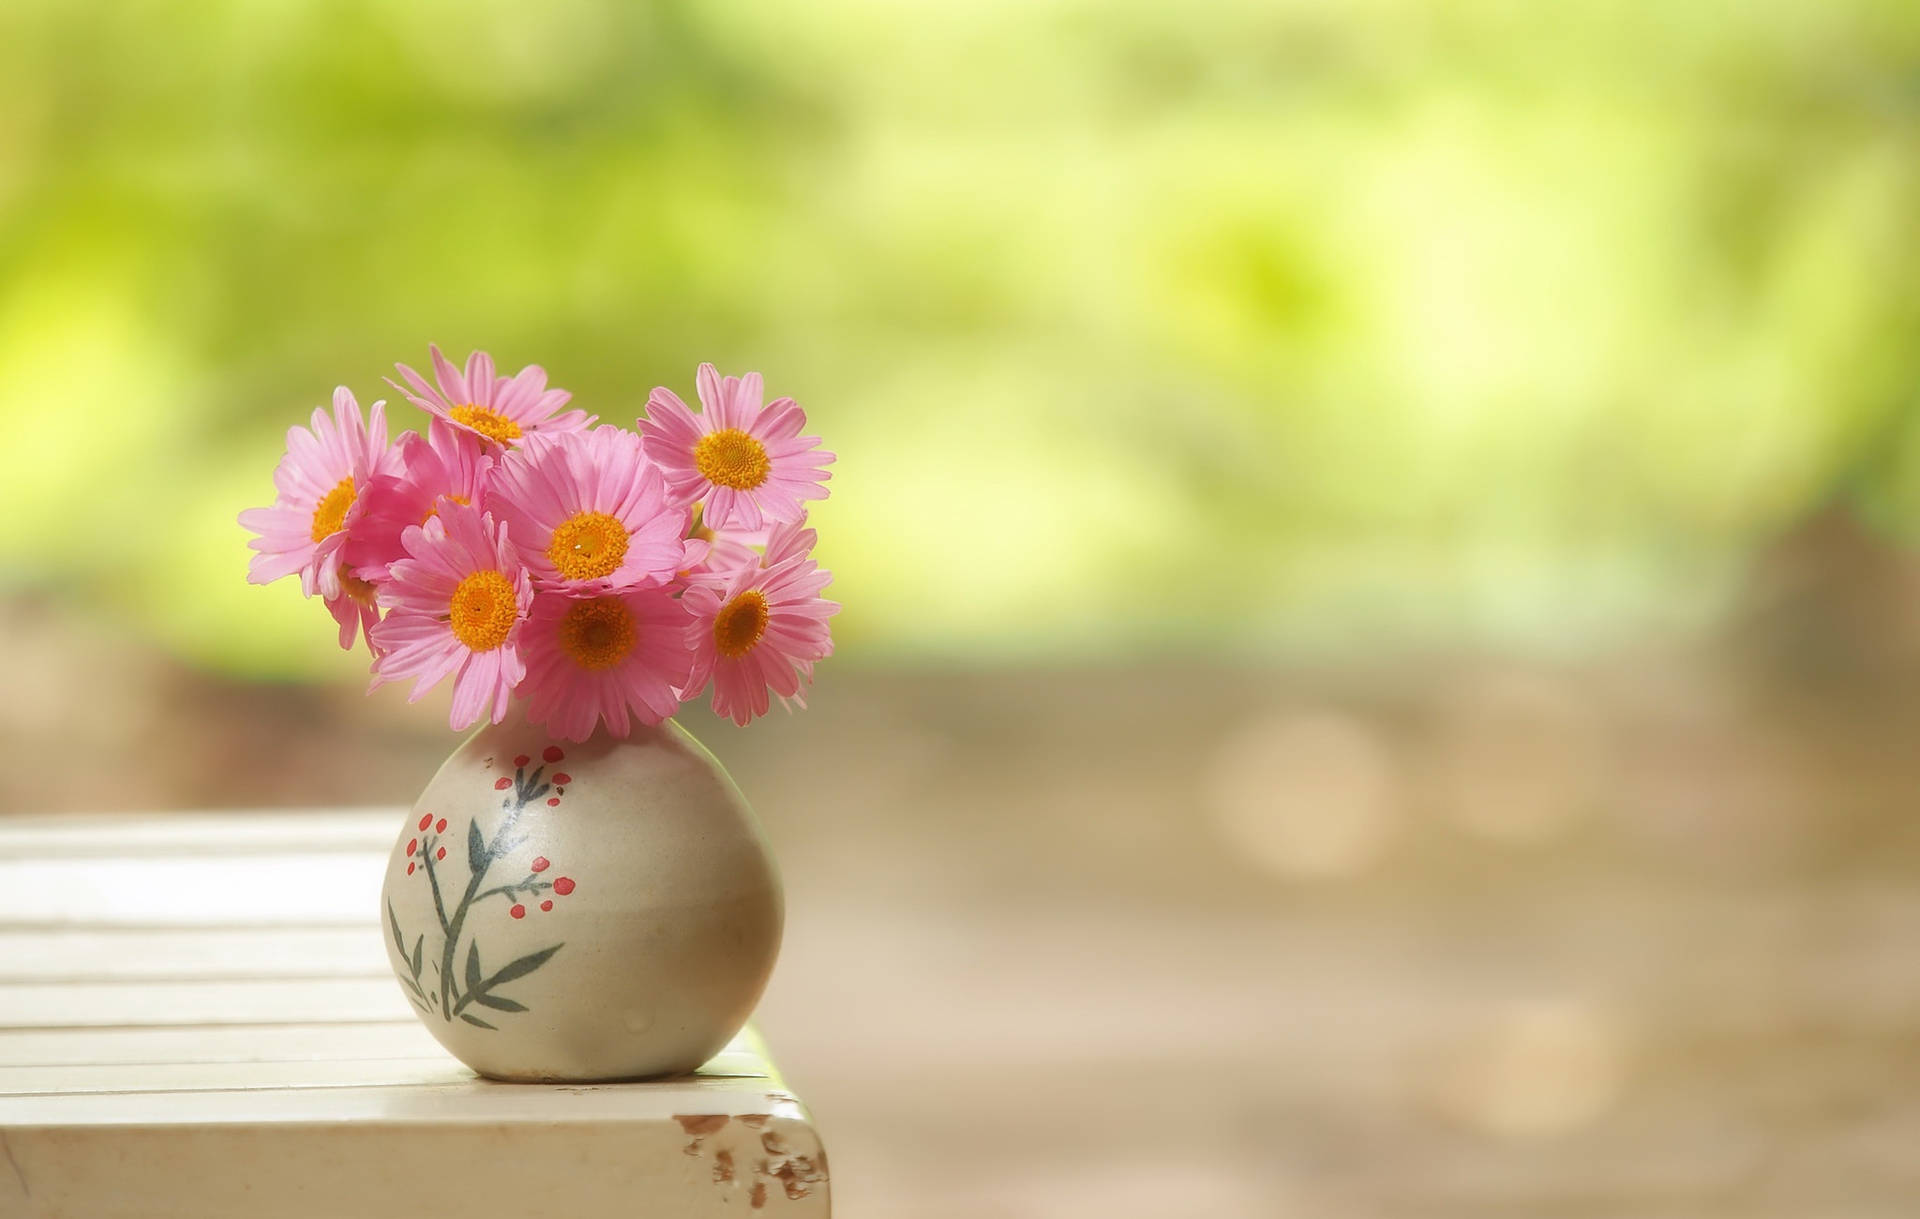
[{"xmin": 3, "ymin": 0, "xmax": 1915, "ymax": 676}]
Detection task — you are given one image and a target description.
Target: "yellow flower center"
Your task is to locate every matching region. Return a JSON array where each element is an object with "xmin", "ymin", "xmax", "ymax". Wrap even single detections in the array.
[
  {"xmin": 450, "ymin": 404, "xmax": 522, "ymax": 445},
  {"xmin": 558, "ymin": 597, "xmax": 636, "ymax": 670},
  {"xmin": 694, "ymin": 428, "xmax": 772, "ymax": 491},
  {"xmin": 547, "ymin": 510, "xmax": 628, "ymax": 582},
  {"xmin": 422, "ymin": 493, "xmax": 471, "ymax": 526},
  {"xmin": 341, "ymin": 570, "xmax": 379, "ymax": 608},
  {"xmin": 448, "ymin": 569, "xmax": 518, "ymax": 652},
  {"xmin": 712, "ymin": 589, "xmax": 769, "ymax": 659},
  {"xmin": 310, "ymin": 477, "xmax": 356, "ymax": 542}
]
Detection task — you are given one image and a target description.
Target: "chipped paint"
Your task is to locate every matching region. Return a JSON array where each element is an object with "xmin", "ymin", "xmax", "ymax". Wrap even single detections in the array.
[
  {"xmin": 675, "ymin": 1112, "xmax": 730, "ymax": 1156},
  {"xmin": 674, "ymin": 1110, "xmax": 828, "ymax": 1211},
  {"xmin": 770, "ymin": 1154, "xmax": 825, "ymax": 1201}
]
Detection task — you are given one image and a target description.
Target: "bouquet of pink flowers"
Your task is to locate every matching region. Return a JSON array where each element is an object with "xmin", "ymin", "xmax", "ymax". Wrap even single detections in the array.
[{"xmin": 240, "ymin": 348, "xmax": 837, "ymax": 737}]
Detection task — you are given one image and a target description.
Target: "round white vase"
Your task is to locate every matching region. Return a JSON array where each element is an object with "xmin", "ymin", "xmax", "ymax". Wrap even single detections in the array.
[{"xmin": 378, "ymin": 716, "xmax": 783, "ymax": 1081}]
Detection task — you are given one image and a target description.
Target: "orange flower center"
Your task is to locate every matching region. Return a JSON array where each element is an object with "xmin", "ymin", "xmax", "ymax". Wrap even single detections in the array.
[
  {"xmin": 547, "ymin": 510, "xmax": 628, "ymax": 582},
  {"xmin": 450, "ymin": 404, "xmax": 522, "ymax": 445},
  {"xmin": 341, "ymin": 570, "xmax": 379, "ymax": 608},
  {"xmin": 422, "ymin": 493, "xmax": 471, "ymax": 526},
  {"xmin": 712, "ymin": 589, "xmax": 769, "ymax": 659},
  {"xmin": 694, "ymin": 428, "xmax": 771, "ymax": 491},
  {"xmin": 310, "ymin": 477, "xmax": 356, "ymax": 542},
  {"xmin": 558, "ymin": 597, "xmax": 636, "ymax": 670},
  {"xmin": 448, "ymin": 569, "xmax": 518, "ymax": 651}
]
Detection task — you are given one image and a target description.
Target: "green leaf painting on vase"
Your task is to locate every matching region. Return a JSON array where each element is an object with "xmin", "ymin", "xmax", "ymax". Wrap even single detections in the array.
[{"xmin": 387, "ymin": 747, "xmax": 578, "ymax": 1029}]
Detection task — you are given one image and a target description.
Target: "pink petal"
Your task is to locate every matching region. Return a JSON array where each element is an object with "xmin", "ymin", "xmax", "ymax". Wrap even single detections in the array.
[
  {"xmin": 466, "ymin": 351, "xmax": 496, "ymax": 404},
  {"xmin": 430, "ymin": 345, "xmax": 468, "ymax": 405}
]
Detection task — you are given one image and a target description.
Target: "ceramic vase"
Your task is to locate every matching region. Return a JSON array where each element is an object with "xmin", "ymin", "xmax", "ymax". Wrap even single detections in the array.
[{"xmin": 378, "ymin": 715, "xmax": 783, "ymax": 1081}]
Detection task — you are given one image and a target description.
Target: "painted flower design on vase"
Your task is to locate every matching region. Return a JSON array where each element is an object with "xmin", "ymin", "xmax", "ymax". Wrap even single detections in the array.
[{"xmin": 387, "ymin": 746, "xmax": 578, "ymax": 1029}]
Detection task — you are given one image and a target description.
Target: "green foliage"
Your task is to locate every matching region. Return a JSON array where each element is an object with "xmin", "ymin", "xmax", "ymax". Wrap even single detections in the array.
[{"xmin": 0, "ymin": 0, "xmax": 1915, "ymax": 669}]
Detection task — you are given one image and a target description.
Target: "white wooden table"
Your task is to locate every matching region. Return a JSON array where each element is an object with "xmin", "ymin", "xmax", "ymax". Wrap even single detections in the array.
[{"xmin": 0, "ymin": 811, "xmax": 830, "ymax": 1218}]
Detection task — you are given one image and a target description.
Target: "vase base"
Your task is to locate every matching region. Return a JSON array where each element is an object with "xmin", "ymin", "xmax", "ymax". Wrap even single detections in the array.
[{"xmin": 469, "ymin": 1062, "xmax": 707, "ymax": 1084}]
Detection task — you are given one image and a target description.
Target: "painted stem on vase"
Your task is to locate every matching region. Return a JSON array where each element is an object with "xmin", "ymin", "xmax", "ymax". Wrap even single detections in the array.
[{"xmin": 388, "ymin": 754, "xmax": 571, "ymax": 1030}]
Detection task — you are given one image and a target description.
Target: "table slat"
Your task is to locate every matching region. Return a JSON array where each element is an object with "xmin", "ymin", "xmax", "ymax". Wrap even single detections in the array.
[
  {"xmin": 0, "ymin": 811, "xmax": 829, "ymax": 1218},
  {"xmin": 0, "ymin": 928, "xmax": 387, "ymax": 981}
]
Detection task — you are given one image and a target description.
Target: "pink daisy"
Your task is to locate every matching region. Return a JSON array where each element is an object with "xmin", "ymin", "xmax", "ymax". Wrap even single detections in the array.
[
  {"xmin": 639, "ymin": 364, "xmax": 833, "ymax": 531},
  {"xmin": 681, "ymin": 551, "xmax": 838, "ymax": 726},
  {"xmin": 345, "ymin": 418, "xmax": 496, "ymax": 581},
  {"xmin": 486, "ymin": 426, "xmax": 692, "ymax": 594},
  {"xmin": 757, "ymin": 515, "xmax": 819, "ymax": 571},
  {"xmin": 689, "ymin": 512, "xmax": 817, "ymax": 587},
  {"xmin": 683, "ymin": 502, "xmax": 759, "ymax": 582},
  {"xmin": 369, "ymin": 502, "xmax": 532, "ymax": 731},
  {"xmin": 240, "ymin": 386, "xmax": 402, "ymax": 601},
  {"xmin": 389, "ymin": 345, "xmax": 591, "ymax": 449},
  {"xmin": 325, "ymin": 573, "xmax": 383, "ymax": 655},
  {"xmin": 520, "ymin": 587, "xmax": 694, "ymax": 742}
]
